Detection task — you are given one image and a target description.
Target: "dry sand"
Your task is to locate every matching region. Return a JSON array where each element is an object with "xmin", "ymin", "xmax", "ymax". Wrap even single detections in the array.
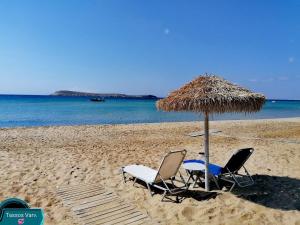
[{"xmin": 0, "ymin": 118, "xmax": 300, "ymax": 224}]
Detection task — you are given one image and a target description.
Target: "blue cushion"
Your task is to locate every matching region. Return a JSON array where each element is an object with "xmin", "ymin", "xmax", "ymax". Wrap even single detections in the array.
[{"xmin": 183, "ymin": 159, "xmax": 223, "ymax": 176}]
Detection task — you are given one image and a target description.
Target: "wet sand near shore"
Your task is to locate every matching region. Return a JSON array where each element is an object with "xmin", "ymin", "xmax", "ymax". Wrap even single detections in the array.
[{"xmin": 0, "ymin": 118, "xmax": 300, "ymax": 224}]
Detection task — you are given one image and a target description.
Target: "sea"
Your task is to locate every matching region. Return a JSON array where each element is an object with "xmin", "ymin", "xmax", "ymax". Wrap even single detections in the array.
[{"xmin": 0, "ymin": 95, "xmax": 299, "ymax": 128}]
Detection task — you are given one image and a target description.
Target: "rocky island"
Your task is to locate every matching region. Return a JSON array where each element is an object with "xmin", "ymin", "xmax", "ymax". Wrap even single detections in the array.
[{"xmin": 51, "ymin": 90, "xmax": 159, "ymax": 100}]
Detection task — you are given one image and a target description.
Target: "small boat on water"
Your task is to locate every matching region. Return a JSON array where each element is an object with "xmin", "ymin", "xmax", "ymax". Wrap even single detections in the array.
[
  {"xmin": 90, "ymin": 97, "xmax": 105, "ymax": 102},
  {"xmin": 272, "ymin": 100, "xmax": 276, "ymax": 103}
]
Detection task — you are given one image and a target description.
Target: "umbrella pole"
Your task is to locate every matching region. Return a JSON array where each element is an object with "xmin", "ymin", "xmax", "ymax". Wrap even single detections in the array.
[{"xmin": 204, "ymin": 112, "xmax": 210, "ymax": 191}]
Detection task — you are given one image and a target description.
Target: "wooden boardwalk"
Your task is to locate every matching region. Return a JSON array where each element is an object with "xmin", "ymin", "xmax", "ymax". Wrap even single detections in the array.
[{"xmin": 57, "ymin": 184, "xmax": 153, "ymax": 225}]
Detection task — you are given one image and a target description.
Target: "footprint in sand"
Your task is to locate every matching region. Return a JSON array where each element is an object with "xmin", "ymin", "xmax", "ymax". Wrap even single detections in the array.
[{"xmin": 181, "ymin": 206, "xmax": 195, "ymax": 221}]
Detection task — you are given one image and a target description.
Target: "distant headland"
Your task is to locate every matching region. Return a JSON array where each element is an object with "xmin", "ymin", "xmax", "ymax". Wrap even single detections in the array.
[{"xmin": 51, "ymin": 90, "xmax": 159, "ymax": 100}]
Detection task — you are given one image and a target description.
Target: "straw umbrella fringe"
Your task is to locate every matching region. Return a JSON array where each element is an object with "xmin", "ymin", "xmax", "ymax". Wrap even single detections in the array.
[
  {"xmin": 157, "ymin": 76, "xmax": 265, "ymax": 113},
  {"xmin": 156, "ymin": 75, "xmax": 265, "ymax": 191}
]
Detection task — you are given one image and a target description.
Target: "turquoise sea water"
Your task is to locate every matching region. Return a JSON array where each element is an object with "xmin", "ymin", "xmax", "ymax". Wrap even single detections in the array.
[{"xmin": 0, "ymin": 95, "xmax": 300, "ymax": 128}]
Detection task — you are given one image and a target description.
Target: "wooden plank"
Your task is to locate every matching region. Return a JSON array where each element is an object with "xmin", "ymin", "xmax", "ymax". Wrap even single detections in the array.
[
  {"xmin": 72, "ymin": 197, "xmax": 119, "ymax": 211},
  {"xmin": 70, "ymin": 194, "xmax": 116, "ymax": 209},
  {"xmin": 57, "ymin": 184, "xmax": 153, "ymax": 225},
  {"xmin": 65, "ymin": 192, "xmax": 115, "ymax": 203},
  {"xmin": 72, "ymin": 197, "xmax": 119, "ymax": 213},
  {"xmin": 63, "ymin": 192, "xmax": 109, "ymax": 203},
  {"xmin": 74, "ymin": 200, "xmax": 124, "ymax": 216},
  {"xmin": 65, "ymin": 193, "xmax": 117, "ymax": 206},
  {"xmin": 75, "ymin": 200, "xmax": 125, "ymax": 216},
  {"xmin": 77, "ymin": 203, "xmax": 131, "ymax": 218}
]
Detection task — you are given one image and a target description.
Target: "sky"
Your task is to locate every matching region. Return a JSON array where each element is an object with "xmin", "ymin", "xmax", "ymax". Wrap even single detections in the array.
[{"xmin": 0, "ymin": 0, "xmax": 299, "ymax": 99}]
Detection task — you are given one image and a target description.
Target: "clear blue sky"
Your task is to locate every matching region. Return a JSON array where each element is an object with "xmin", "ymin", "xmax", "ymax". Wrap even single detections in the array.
[{"xmin": 0, "ymin": 1, "xmax": 299, "ymax": 99}]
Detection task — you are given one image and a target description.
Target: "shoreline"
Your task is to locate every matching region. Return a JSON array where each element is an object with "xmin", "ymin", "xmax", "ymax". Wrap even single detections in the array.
[{"xmin": 1, "ymin": 116, "xmax": 300, "ymax": 130}]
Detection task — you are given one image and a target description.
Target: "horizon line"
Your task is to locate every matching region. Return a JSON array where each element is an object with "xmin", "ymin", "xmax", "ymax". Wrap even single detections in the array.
[{"xmin": 0, "ymin": 93, "xmax": 299, "ymax": 101}]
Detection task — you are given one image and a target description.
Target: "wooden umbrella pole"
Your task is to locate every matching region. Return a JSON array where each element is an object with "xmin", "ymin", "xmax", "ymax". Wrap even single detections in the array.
[{"xmin": 204, "ymin": 111, "xmax": 210, "ymax": 191}]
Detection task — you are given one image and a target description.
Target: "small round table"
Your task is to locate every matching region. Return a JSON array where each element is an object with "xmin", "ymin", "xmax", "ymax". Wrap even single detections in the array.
[
  {"xmin": 183, "ymin": 162, "xmax": 206, "ymax": 188},
  {"xmin": 183, "ymin": 162, "xmax": 220, "ymax": 189}
]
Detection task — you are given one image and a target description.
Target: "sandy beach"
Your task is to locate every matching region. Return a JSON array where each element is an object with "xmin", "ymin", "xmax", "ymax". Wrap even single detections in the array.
[{"xmin": 0, "ymin": 118, "xmax": 300, "ymax": 225}]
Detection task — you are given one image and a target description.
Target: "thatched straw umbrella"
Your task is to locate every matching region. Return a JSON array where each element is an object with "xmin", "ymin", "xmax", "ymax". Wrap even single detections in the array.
[{"xmin": 156, "ymin": 75, "xmax": 265, "ymax": 191}]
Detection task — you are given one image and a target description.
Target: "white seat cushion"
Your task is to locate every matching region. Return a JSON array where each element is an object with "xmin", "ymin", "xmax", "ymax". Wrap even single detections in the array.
[{"xmin": 123, "ymin": 165, "xmax": 158, "ymax": 183}]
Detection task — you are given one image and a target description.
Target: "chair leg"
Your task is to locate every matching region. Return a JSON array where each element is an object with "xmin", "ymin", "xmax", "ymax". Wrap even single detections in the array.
[
  {"xmin": 185, "ymin": 170, "xmax": 193, "ymax": 185},
  {"xmin": 211, "ymin": 175, "xmax": 220, "ymax": 190},
  {"xmin": 121, "ymin": 168, "xmax": 127, "ymax": 183},
  {"xmin": 170, "ymin": 178, "xmax": 176, "ymax": 188},
  {"xmin": 192, "ymin": 173, "xmax": 204, "ymax": 188},
  {"xmin": 146, "ymin": 183, "xmax": 153, "ymax": 196},
  {"xmin": 220, "ymin": 176, "xmax": 236, "ymax": 191},
  {"xmin": 193, "ymin": 176, "xmax": 200, "ymax": 188},
  {"xmin": 186, "ymin": 170, "xmax": 199, "ymax": 188},
  {"xmin": 243, "ymin": 166, "xmax": 255, "ymax": 186},
  {"xmin": 133, "ymin": 177, "xmax": 137, "ymax": 187},
  {"xmin": 229, "ymin": 181, "xmax": 236, "ymax": 192},
  {"xmin": 161, "ymin": 190, "xmax": 167, "ymax": 202},
  {"xmin": 179, "ymin": 171, "xmax": 189, "ymax": 190}
]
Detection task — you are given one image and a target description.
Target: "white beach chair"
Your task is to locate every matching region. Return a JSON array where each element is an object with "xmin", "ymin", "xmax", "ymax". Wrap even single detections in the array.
[{"xmin": 122, "ymin": 150, "xmax": 188, "ymax": 201}]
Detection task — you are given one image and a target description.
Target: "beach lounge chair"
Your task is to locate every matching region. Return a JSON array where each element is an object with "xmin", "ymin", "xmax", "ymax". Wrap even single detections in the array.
[
  {"xmin": 184, "ymin": 148, "xmax": 255, "ymax": 191},
  {"xmin": 122, "ymin": 150, "xmax": 188, "ymax": 201}
]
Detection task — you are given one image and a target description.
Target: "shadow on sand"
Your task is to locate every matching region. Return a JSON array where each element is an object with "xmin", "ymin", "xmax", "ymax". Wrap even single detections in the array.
[
  {"xmin": 131, "ymin": 175, "xmax": 300, "ymax": 209},
  {"xmin": 230, "ymin": 174, "xmax": 300, "ymax": 211},
  {"xmin": 132, "ymin": 179, "xmax": 218, "ymax": 203}
]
